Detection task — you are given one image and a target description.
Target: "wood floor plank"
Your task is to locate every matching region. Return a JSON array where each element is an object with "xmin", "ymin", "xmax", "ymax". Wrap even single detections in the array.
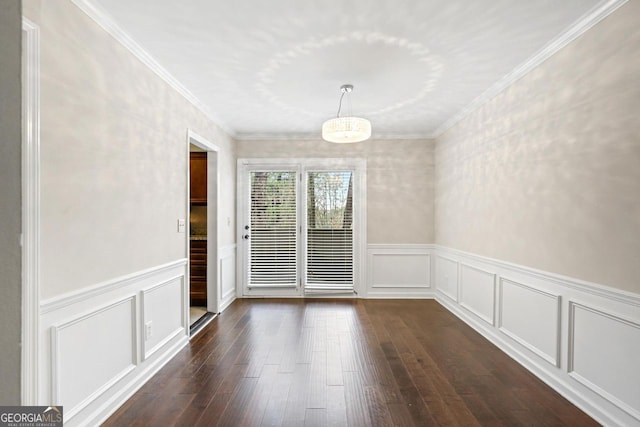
[
  {"xmin": 325, "ymin": 336, "xmax": 343, "ymax": 386},
  {"xmin": 239, "ymin": 364, "xmax": 280, "ymax": 426},
  {"xmin": 325, "ymin": 385, "xmax": 348, "ymax": 427},
  {"xmin": 103, "ymin": 299, "xmax": 598, "ymax": 427},
  {"xmin": 282, "ymin": 363, "xmax": 312, "ymax": 425},
  {"xmin": 306, "ymin": 350, "xmax": 327, "ymax": 409},
  {"xmin": 259, "ymin": 371, "xmax": 293, "ymax": 427},
  {"xmin": 386, "ymin": 402, "xmax": 416, "ymax": 427},
  {"xmin": 190, "ymin": 359, "xmax": 249, "ymax": 426},
  {"xmin": 101, "ymin": 392, "xmax": 156, "ymax": 427},
  {"xmin": 213, "ymin": 377, "xmax": 259, "ymax": 427},
  {"xmin": 343, "ymin": 370, "xmax": 374, "ymax": 427},
  {"xmin": 303, "ymin": 408, "xmax": 327, "ymax": 427}
]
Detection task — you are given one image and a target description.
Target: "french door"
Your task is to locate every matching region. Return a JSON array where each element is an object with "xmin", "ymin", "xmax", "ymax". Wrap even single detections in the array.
[{"xmin": 238, "ymin": 159, "xmax": 365, "ymax": 297}]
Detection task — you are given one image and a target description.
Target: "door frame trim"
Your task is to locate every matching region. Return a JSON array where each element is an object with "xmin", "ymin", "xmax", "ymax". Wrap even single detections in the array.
[
  {"xmin": 236, "ymin": 158, "xmax": 367, "ymax": 298},
  {"xmin": 22, "ymin": 17, "xmax": 41, "ymax": 405},
  {"xmin": 186, "ymin": 130, "xmax": 220, "ymax": 325}
]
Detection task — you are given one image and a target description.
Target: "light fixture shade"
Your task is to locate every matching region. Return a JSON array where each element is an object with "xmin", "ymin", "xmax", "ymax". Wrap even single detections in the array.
[{"xmin": 322, "ymin": 116, "xmax": 372, "ymax": 143}]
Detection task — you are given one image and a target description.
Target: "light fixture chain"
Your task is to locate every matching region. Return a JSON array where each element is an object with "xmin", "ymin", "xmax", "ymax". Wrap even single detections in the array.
[{"xmin": 336, "ymin": 91, "xmax": 346, "ymax": 118}]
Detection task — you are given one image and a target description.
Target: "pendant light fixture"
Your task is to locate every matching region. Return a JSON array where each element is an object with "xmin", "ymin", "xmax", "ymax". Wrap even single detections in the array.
[{"xmin": 322, "ymin": 84, "xmax": 371, "ymax": 143}]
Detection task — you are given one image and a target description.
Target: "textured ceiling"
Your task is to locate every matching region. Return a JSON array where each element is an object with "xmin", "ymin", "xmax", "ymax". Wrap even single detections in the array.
[{"xmin": 88, "ymin": 0, "xmax": 608, "ymax": 139}]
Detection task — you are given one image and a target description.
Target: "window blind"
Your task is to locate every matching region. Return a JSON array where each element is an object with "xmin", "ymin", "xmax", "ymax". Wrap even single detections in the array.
[
  {"xmin": 306, "ymin": 171, "xmax": 354, "ymax": 292},
  {"xmin": 248, "ymin": 171, "xmax": 297, "ymax": 287}
]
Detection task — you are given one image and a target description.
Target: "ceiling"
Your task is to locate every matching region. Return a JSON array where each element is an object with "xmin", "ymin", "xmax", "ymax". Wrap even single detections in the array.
[{"xmin": 87, "ymin": 0, "xmax": 609, "ymax": 140}]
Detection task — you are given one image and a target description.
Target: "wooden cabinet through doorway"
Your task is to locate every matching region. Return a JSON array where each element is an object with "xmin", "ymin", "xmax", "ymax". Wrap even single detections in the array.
[
  {"xmin": 190, "ymin": 239, "xmax": 207, "ymax": 306},
  {"xmin": 190, "ymin": 152, "xmax": 207, "ymax": 204}
]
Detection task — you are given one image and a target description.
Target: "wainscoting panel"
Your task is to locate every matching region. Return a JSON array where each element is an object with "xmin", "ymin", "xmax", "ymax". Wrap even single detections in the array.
[
  {"xmin": 366, "ymin": 245, "xmax": 432, "ymax": 298},
  {"xmin": 459, "ymin": 263, "xmax": 496, "ymax": 325},
  {"xmin": 51, "ymin": 297, "xmax": 136, "ymax": 419},
  {"xmin": 435, "ymin": 255, "xmax": 459, "ymax": 302},
  {"xmin": 39, "ymin": 259, "xmax": 189, "ymax": 427},
  {"xmin": 141, "ymin": 276, "xmax": 186, "ymax": 360},
  {"xmin": 434, "ymin": 245, "xmax": 640, "ymax": 427},
  {"xmin": 220, "ymin": 244, "xmax": 237, "ymax": 311},
  {"xmin": 498, "ymin": 278, "xmax": 560, "ymax": 366},
  {"xmin": 569, "ymin": 301, "xmax": 640, "ymax": 420}
]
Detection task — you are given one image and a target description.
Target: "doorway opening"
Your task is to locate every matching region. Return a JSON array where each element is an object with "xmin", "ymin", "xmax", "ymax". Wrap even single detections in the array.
[{"xmin": 187, "ymin": 130, "xmax": 220, "ymax": 336}]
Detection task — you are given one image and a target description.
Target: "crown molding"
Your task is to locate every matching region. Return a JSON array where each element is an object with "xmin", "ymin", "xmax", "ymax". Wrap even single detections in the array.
[
  {"xmin": 69, "ymin": 0, "xmax": 237, "ymax": 138},
  {"xmin": 432, "ymin": 0, "xmax": 629, "ymax": 138},
  {"xmin": 234, "ymin": 131, "xmax": 436, "ymax": 142}
]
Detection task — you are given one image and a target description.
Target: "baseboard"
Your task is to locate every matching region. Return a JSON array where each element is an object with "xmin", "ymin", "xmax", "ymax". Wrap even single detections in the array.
[
  {"xmin": 433, "ymin": 246, "xmax": 640, "ymax": 427},
  {"xmin": 219, "ymin": 291, "xmax": 236, "ymax": 312},
  {"xmin": 366, "ymin": 292, "xmax": 435, "ymax": 299}
]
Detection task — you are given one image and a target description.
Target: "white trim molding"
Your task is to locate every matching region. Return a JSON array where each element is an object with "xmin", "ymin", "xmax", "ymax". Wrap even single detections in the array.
[
  {"xmin": 40, "ymin": 259, "xmax": 188, "ymax": 314},
  {"xmin": 38, "ymin": 260, "xmax": 189, "ymax": 426},
  {"xmin": 433, "ymin": 245, "xmax": 640, "ymax": 427},
  {"xmin": 187, "ymin": 129, "xmax": 220, "ymax": 152},
  {"xmin": 50, "ymin": 296, "xmax": 137, "ymax": 419},
  {"xmin": 186, "ymin": 129, "xmax": 221, "ymax": 315},
  {"xmin": 434, "ymin": 254, "xmax": 459, "ymax": 302},
  {"xmin": 497, "ymin": 278, "xmax": 561, "ymax": 367},
  {"xmin": 234, "ymin": 132, "xmax": 435, "ymax": 142},
  {"xmin": 567, "ymin": 301, "xmax": 640, "ymax": 421},
  {"xmin": 219, "ymin": 244, "xmax": 237, "ymax": 312},
  {"xmin": 141, "ymin": 276, "xmax": 187, "ymax": 360},
  {"xmin": 459, "ymin": 263, "xmax": 496, "ymax": 326},
  {"xmin": 21, "ymin": 17, "xmax": 41, "ymax": 406},
  {"xmin": 366, "ymin": 244, "xmax": 434, "ymax": 299}
]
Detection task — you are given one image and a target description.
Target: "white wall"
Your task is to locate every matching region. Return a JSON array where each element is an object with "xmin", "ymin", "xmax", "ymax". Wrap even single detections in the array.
[
  {"xmin": 0, "ymin": 0, "xmax": 22, "ymax": 405},
  {"xmin": 23, "ymin": 0, "xmax": 237, "ymax": 300},
  {"xmin": 434, "ymin": 1, "xmax": 640, "ymax": 294}
]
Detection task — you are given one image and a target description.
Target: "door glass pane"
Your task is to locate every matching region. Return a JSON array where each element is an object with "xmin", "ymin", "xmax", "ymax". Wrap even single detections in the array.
[
  {"xmin": 306, "ymin": 171, "xmax": 354, "ymax": 290},
  {"xmin": 249, "ymin": 171, "xmax": 297, "ymax": 287}
]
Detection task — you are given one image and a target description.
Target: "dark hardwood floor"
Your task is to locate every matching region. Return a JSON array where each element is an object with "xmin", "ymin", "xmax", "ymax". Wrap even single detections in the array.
[{"xmin": 103, "ymin": 299, "xmax": 598, "ymax": 426}]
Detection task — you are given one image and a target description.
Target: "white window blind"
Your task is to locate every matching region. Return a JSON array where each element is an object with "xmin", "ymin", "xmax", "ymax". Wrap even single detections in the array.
[
  {"xmin": 306, "ymin": 171, "xmax": 354, "ymax": 292},
  {"xmin": 248, "ymin": 171, "xmax": 297, "ymax": 287}
]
